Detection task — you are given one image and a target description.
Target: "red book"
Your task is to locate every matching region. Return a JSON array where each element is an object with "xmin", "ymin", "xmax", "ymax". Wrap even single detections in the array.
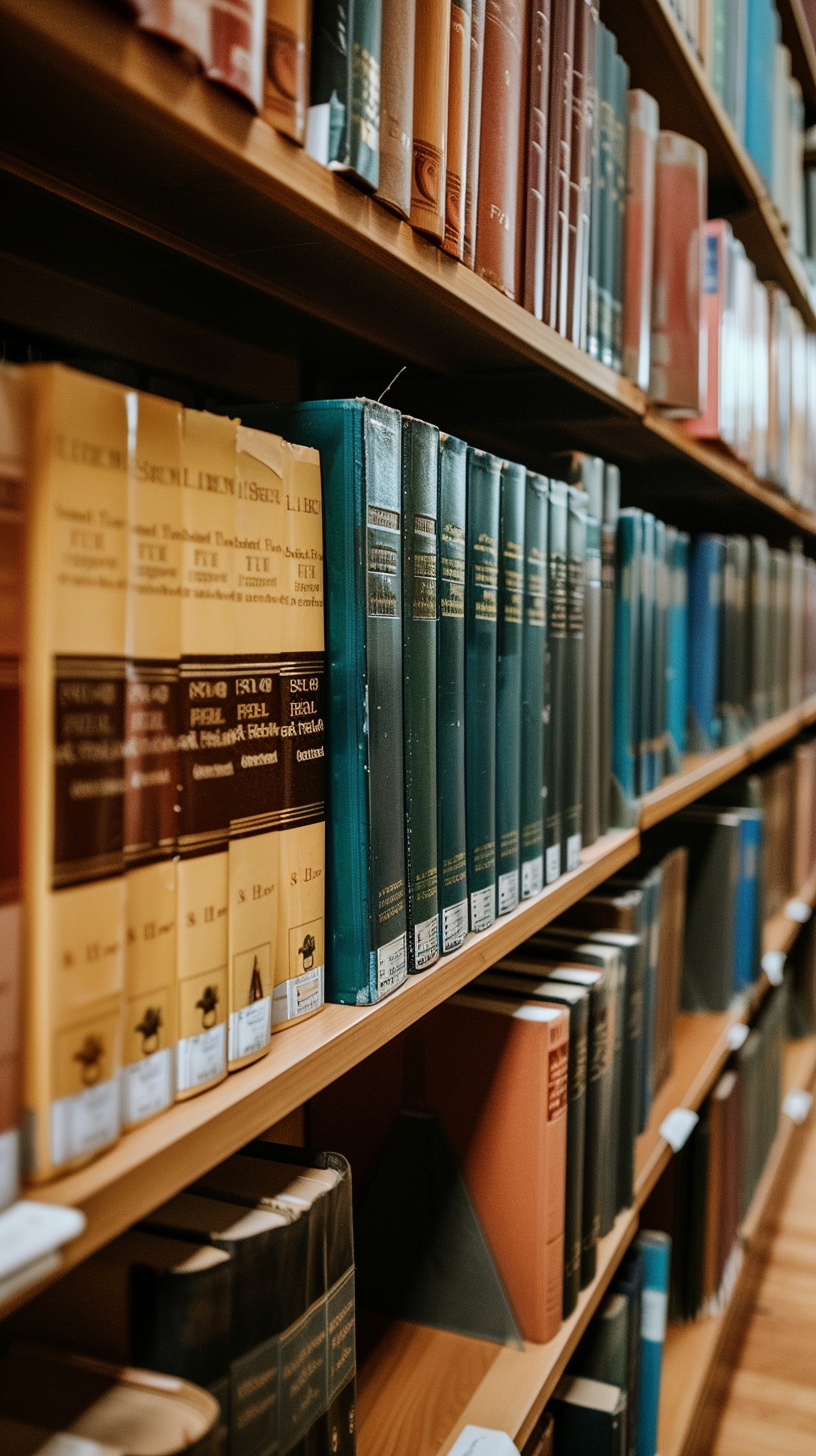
[
  {"xmin": 544, "ymin": 0, "xmax": 575, "ymax": 333},
  {"xmin": 475, "ymin": 0, "xmax": 529, "ymax": 299},
  {"xmin": 622, "ymin": 89, "xmax": 659, "ymax": 392},
  {"xmin": 207, "ymin": 0, "xmax": 266, "ymax": 109},
  {"xmin": 522, "ymin": 0, "xmax": 552, "ymax": 318},
  {"xmin": 134, "ymin": 0, "xmax": 211, "ymax": 66},
  {"xmin": 649, "ymin": 130, "xmax": 707, "ymax": 417}
]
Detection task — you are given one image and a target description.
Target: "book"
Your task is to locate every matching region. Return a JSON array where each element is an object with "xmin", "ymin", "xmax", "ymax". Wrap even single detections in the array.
[
  {"xmin": 637, "ymin": 513, "xmax": 656, "ymax": 796},
  {"xmin": 635, "ymin": 1231, "xmax": 671, "ymax": 1456},
  {"xmin": 720, "ymin": 534, "xmax": 749, "ymax": 746},
  {"xmin": 443, "ymin": 0, "xmax": 472, "ymax": 256},
  {"xmin": 611, "ymin": 508, "xmax": 641, "ymax": 817},
  {"xmin": 610, "ymin": 1246, "xmax": 643, "ymax": 1456},
  {"xmin": 437, "ymin": 434, "xmax": 469, "ymax": 952},
  {"xmin": 522, "ymin": 0, "xmax": 552, "ymax": 318},
  {"xmin": 545, "ymin": 480, "xmax": 569, "ymax": 882},
  {"xmin": 466, "ymin": 448, "xmax": 501, "ymax": 931},
  {"xmin": 622, "ymin": 90, "xmax": 659, "ymax": 391},
  {"xmin": 207, "ymin": 0, "xmax": 266, "ymax": 109},
  {"xmin": 652, "ymin": 519, "xmax": 669, "ymax": 789},
  {"xmin": 550, "ymin": 1374, "xmax": 626, "ymax": 1454},
  {"xmin": 611, "ymin": 49, "xmax": 630, "ymax": 371},
  {"xmin": 586, "ymin": 22, "xmax": 607, "ymax": 359},
  {"xmin": 134, "ymin": 0, "xmax": 211, "ymax": 66},
  {"xmin": 665, "ymin": 528, "xmax": 689, "ymax": 774},
  {"xmin": 598, "ymin": 26, "xmax": 617, "ymax": 368},
  {"xmin": 748, "ymin": 534, "xmax": 771, "ymax": 726},
  {"xmin": 674, "ymin": 808, "xmax": 741, "ymax": 1011},
  {"xmin": 496, "ymin": 461, "xmax": 525, "ymax": 914},
  {"xmin": 578, "ymin": 459, "xmax": 602, "ymax": 849},
  {"xmin": 258, "ymin": 400, "xmax": 408, "ymax": 1005},
  {"xmin": 263, "ymin": 0, "xmax": 311, "ymax": 143},
  {"xmin": 545, "ymin": 0, "xmax": 576, "ymax": 332},
  {"xmin": 649, "ymin": 132, "xmax": 707, "ymax": 416},
  {"xmin": 519, "ymin": 473, "xmax": 548, "ymax": 900},
  {"xmin": 567, "ymin": 0, "xmax": 598, "ymax": 346},
  {"xmin": 402, "ymin": 418, "xmax": 441, "ymax": 971},
  {"xmin": 0, "ymin": 368, "xmax": 23, "ymax": 1207},
  {"xmin": 463, "ymin": 0, "xmax": 487, "ymax": 266},
  {"xmin": 475, "ymin": 0, "xmax": 528, "ymax": 297},
  {"xmin": 599, "ymin": 463, "xmax": 619, "ymax": 835},
  {"xmin": 686, "ymin": 533, "xmax": 724, "ymax": 753},
  {"xmin": 410, "ymin": 0, "xmax": 451, "ymax": 238},
  {"xmin": 564, "ymin": 488, "xmax": 586, "ymax": 869},
  {"xmin": 377, "ymin": 0, "xmax": 416, "ymax": 216},
  {"xmin": 571, "ymin": 1289, "xmax": 629, "ymax": 1389},
  {"xmin": 307, "ymin": 0, "xmax": 383, "ymax": 189},
  {"xmin": 22, "ymin": 364, "xmax": 128, "ymax": 1180}
]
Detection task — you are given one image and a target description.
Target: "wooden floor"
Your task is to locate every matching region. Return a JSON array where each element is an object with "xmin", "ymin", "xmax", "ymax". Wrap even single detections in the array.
[{"xmin": 705, "ymin": 1103, "xmax": 816, "ymax": 1455}]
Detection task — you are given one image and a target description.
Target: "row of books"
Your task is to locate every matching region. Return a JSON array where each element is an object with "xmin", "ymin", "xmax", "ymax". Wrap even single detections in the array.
[
  {"xmin": 0, "ymin": 363, "xmax": 328, "ymax": 1193},
  {"xmin": 710, "ymin": 739, "xmax": 816, "ymax": 923},
  {"xmin": 8, "ymin": 1140, "xmax": 357, "ymax": 1455}
]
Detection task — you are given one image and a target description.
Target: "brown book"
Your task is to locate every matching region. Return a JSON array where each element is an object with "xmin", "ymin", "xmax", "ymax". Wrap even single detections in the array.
[
  {"xmin": 463, "ymin": 0, "xmax": 487, "ymax": 265},
  {"xmin": 0, "ymin": 367, "xmax": 23, "ymax": 1211},
  {"xmin": 443, "ymin": 0, "xmax": 473, "ymax": 256},
  {"xmin": 566, "ymin": 0, "xmax": 597, "ymax": 346},
  {"xmin": 410, "ymin": 0, "xmax": 452, "ymax": 239},
  {"xmin": 377, "ymin": 0, "xmax": 417, "ymax": 217},
  {"xmin": 703, "ymin": 1071, "xmax": 734, "ymax": 1302},
  {"xmin": 652, "ymin": 846, "xmax": 688, "ymax": 1097},
  {"xmin": 544, "ymin": 0, "xmax": 575, "ymax": 332},
  {"xmin": 718, "ymin": 1067, "xmax": 742, "ymax": 1290},
  {"xmin": 474, "ymin": 0, "xmax": 529, "ymax": 298},
  {"xmin": 263, "ymin": 0, "xmax": 311, "ymax": 143},
  {"xmin": 793, "ymin": 741, "xmax": 816, "ymax": 891},
  {"xmin": 522, "ymin": 0, "xmax": 552, "ymax": 317}
]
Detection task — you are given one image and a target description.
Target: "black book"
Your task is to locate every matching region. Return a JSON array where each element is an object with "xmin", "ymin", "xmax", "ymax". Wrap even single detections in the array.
[
  {"xmin": 550, "ymin": 1374, "xmax": 626, "ymax": 1455},
  {"xmin": 610, "ymin": 1245, "xmax": 643, "ymax": 1456}
]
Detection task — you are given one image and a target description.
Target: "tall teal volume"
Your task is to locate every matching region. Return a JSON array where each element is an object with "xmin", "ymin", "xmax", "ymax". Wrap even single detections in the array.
[
  {"xmin": 636, "ymin": 1230, "xmax": 671, "ymax": 1456},
  {"xmin": 687, "ymin": 534, "xmax": 725, "ymax": 752},
  {"xmin": 437, "ymin": 435, "xmax": 468, "ymax": 953},
  {"xmin": 495, "ymin": 462, "xmax": 526, "ymax": 915},
  {"xmin": 564, "ymin": 489, "xmax": 586, "ymax": 870},
  {"xmin": 308, "ymin": 0, "xmax": 382, "ymax": 188},
  {"xmin": 545, "ymin": 481, "xmax": 569, "ymax": 882},
  {"xmin": 466, "ymin": 449, "xmax": 501, "ymax": 932},
  {"xmin": 519, "ymin": 473, "xmax": 548, "ymax": 900},
  {"xmin": 611, "ymin": 509, "xmax": 642, "ymax": 815},
  {"xmin": 402, "ymin": 418, "xmax": 441, "ymax": 971},
  {"xmin": 248, "ymin": 399, "xmax": 408, "ymax": 1005},
  {"xmin": 638, "ymin": 512, "xmax": 656, "ymax": 796},
  {"xmin": 665, "ymin": 529, "xmax": 689, "ymax": 773}
]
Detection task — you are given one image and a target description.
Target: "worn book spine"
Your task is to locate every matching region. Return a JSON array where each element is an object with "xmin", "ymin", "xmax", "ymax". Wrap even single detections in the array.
[
  {"xmin": 598, "ymin": 463, "xmax": 619, "ymax": 834},
  {"xmin": 522, "ymin": 0, "xmax": 552, "ymax": 317},
  {"xmin": 598, "ymin": 24, "xmax": 616, "ymax": 368},
  {"xmin": 567, "ymin": 0, "xmax": 597, "ymax": 347},
  {"xmin": 611, "ymin": 509, "xmax": 641, "ymax": 817},
  {"xmin": 23, "ymin": 365, "xmax": 128, "ymax": 1180},
  {"xmin": 402, "ymin": 419, "xmax": 441, "ymax": 971},
  {"xmin": 175, "ymin": 410, "xmax": 235, "ymax": 1100},
  {"xmin": 466, "ymin": 449, "xmax": 501, "ymax": 931},
  {"xmin": 637, "ymin": 512, "xmax": 655, "ymax": 797},
  {"xmin": 581, "ymin": 504, "xmax": 602, "ymax": 848},
  {"xmin": 463, "ymin": 0, "xmax": 487, "ymax": 265},
  {"xmin": 207, "ymin": 0, "xmax": 266, "ymax": 109},
  {"xmin": 520, "ymin": 473, "xmax": 548, "ymax": 900},
  {"xmin": 307, "ymin": 0, "xmax": 382, "ymax": 189},
  {"xmin": 475, "ymin": 0, "xmax": 528, "ymax": 298},
  {"xmin": 443, "ymin": 0, "xmax": 472, "ymax": 256},
  {"xmin": 622, "ymin": 89, "xmax": 659, "ymax": 391},
  {"xmin": 545, "ymin": 0, "xmax": 576, "ymax": 331},
  {"xmin": 611, "ymin": 50, "xmax": 629, "ymax": 371},
  {"xmin": 494, "ymin": 463, "xmax": 526, "ymax": 916},
  {"xmin": 263, "ymin": 0, "xmax": 311, "ymax": 144},
  {"xmin": 377, "ymin": 0, "xmax": 416, "ymax": 216},
  {"xmin": 437, "ymin": 434, "xmax": 469, "ymax": 951},
  {"xmin": 122, "ymin": 392, "xmax": 182, "ymax": 1128},
  {"xmin": 585, "ymin": 22, "xmax": 606, "ymax": 358},
  {"xmin": 665, "ymin": 529, "xmax": 689, "ymax": 773},
  {"xmin": 410, "ymin": 0, "xmax": 451, "ymax": 238},
  {"xmin": 135, "ymin": 1, "xmax": 211, "ymax": 66},
  {"xmin": 649, "ymin": 131, "xmax": 707, "ymax": 415},
  {"xmin": 545, "ymin": 480, "xmax": 568, "ymax": 882},
  {"xmin": 563, "ymin": 488, "xmax": 586, "ymax": 871}
]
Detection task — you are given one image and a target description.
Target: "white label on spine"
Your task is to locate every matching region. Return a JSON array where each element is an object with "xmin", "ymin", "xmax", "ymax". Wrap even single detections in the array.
[
  {"xmin": 305, "ymin": 103, "xmax": 331, "ymax": 165},
  {"xmin": 641, "ymin": 1287, "xmax": 668, "ymax": 1344},
  {"xmin": 521, "ymin": 856, "xmax": 543, "ymax": 900},
  {"xmin": 785, "ymin": 899, "xmax": 812, "ymax": 923},
  {"xmin": 414, "ymin": 913, "xmax": 439, "ymax": 968},
  {"xmin": 659, "ymin": 1106, "xmax": 699, "ymax": 1152},
  {"xmin": 121, "ymin": 1047, "xmax": 173, "ymax": 1127},
  {"xmin": 498, "ymin": 870, "xmax": 519, "ymax": 916},
  {"xmin": 272, "ymin": 966, "xmax": 324, "ymax": 1025},
  {"xmin": 37, "ymin": 1437, "xmax": 109, "ymax": 1456},
  {"xmin": 0, "ymin": 1128, "xmax": 19, "ymax": 1211},
  {"xmin": 447, "ymin": 1427, "xmax": 521, "ymax": 1456},
  {"xmin": 727, "ymin": 1022, "xmax": 749, "ymax": 1051},
  {"xmin": 442, "ymin": 900, "xmax": 468, "ymax": 953},
  {"xmin": 566, "ymin": 833, "xmax": 581, "ymax": 872},
  {"xmin": 470, "ymin": 885, "xmax": 496, "ymax": 933},
  {"xmin": 228, "ymin": 996, "xmax": 272, "ymax": 1061},
  {"xmin": 545, "ymin": 844, "xmax": 561, "ymax": 884},
  {"xmin": 762, "ymin": 950, "xmax": 786, "ymax": 985},
  {"xmin": 376, "ymin": 933, "xmax": 407, "ymax": 997},
  {"xmin": 783, "ymin": 1089, "xmax": 813, "ymax": 1124},
  {"xmin": 50, "ymin": 1076, "xmax": 120, "ymax": 1167},
  {"xmin": 176, "ymin": 1023, "xmax": 226, "ymax": 1093}
]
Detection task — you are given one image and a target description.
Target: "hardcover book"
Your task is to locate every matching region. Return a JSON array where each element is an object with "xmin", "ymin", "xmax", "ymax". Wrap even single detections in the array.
[
  {"xmin": 443, "ymin": 0, "xmax": 472, "ymax": 256},
  {"xmin": 545, "ymin": 0, "xmax": 576, "ymax": 332},
  {"xmin": 686, "ymin": 533, "xmax": 725, "ymax": 753},
  {"xmin": 307, "ymin": 0, "xmax": 383, "ymax": 189},
  {"xmin": 545, "ymin": 481, "xmax": 569, "ymax": 882},
  {"xmin": 564, "ymin": 488, "xmax": 586, "ymax": 869},
  {"xmin": 599, "ymin": 463, "xmax": 619, "ymax": 834},
  {"xmin": 495, "ymin": 461, "xmax": 526, "ymax": 914},
  {"xmin": 410, "ymin": 0, "xmax": 452, "ymax": 238},
  {"xmin": 438, "ymin": 434, "xmax": 469, "ymax": 951},
  {"xmin": 611, "ymin": 509, "xmax": 642, "ymax": 820},
  {"xmin": 622, "ymin": 90, "xmax": 659, "ymax": 391},
  {"xmin": 567, "ymin": 0, "xmax": 598, "ymax": 347},
  {"xmin": 207, "ymin": 0, "xmax": 266, "ymax": 109},
  {"xmin": 649, "ymin": 132, "xmax": 707, "ymax": 416},
  {"xmin": 475, "ymin": 0, "xmax": 528, "ymax": 297},
  {"xmin": 377, "ymin": 0, "xmax": 416, "ymax": 216},
  {"xmin": 463, "ymin": 0, "xmax": 487, "ymax": 265},
  {"xmin": 263, "ymin": 0, "xmax": 311, "ymax": 143},
  {"xmin": 520, "ymin": 473, "xmax": 548, "ymax": 899},
  {"xmin": 0, "ymin": 368, "xmax": 22, "ymax": 1206},
  {"xmin": 523, "ymin": 0, "xmax": 552, "ymax": 317},
  {"xmin": 466, "ymin": 449, "xmax": 501, "ymax": 931},
  {"xmin": 581, "ymin": 475, "xmax": 602, "ymax": 847}
]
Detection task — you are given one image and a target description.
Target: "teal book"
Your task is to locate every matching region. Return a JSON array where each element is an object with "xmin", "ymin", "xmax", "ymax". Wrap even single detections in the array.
[
  {"xmin": 638, "ymin": 513, "xmax": 656, "ymax": 797},
  {"xmin": 611, "ymin": 49, "xmax": 630, "ymax": 373},
  {"xmin": 665, "ymin": 529, "xmax": 689, "ymax": 775},
  {"xmin": 582, "ymin": 493, "xmax": 603, "ymax": 848},
  {"xmin": 748, "ymin": 535, "xmax": 770, "ymax": 727},
  {"xmin": 565, "ymin": 488, "xmax": 587, "ymax": 871},
  {"xmin": 496, "ymin": 462, "xmax": 526, "ymax": 915},
  {"xmin": 520, "ymin": 473, "xmax": 548, "ymax": 900},
  {"xmin": 437, "ymin": 434, "xmax": 469, "ymax": 953},
  {"xmin": 636, "ymin": 1231, "xmax": 671, "ymax": 1456},
  {"xmin": 307, "ymin": 0, "xmax": 382, "ymax": 189},
  {"xmin": 251, "ymin": 400, "xmax": 408, "ymax": 1005},
  {"xmin": 586, "ymin": 24, "xmax": 607, "ymax": 360},
  {"xmin": 466, "ymin": 449, "xmax": 501, "ymax": 931},
  {"xmin": 611, "ymin": 509, "xmax": 642, "ymax": 823},
  {"xmin": 546, "ymin": 481, "xmax": 569, "ymax": 882},
  {"xmin": 402, "ymin": 418, "xmax": 441, "ymax": 972},
  {"xmin": 599, "ymin": 464, "xmax": 620, "ymax": 834},
  {"xmin": 651, "ymin": 518, "xmax": 667, "ymax": 789},
  {"xmin": 720, "ymin": 535, "xmax": 749, "ymax": 747}
]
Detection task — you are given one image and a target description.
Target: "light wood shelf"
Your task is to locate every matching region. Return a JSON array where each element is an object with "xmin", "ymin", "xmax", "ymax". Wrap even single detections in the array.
[{"xmin": 777, "ymin": 0, "xmax": 816, "ymax": 113}]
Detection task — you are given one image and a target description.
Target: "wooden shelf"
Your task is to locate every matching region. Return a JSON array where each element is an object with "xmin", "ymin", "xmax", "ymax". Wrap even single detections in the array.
[{"xmin": 777, "ymin": 0, "xmax": 816, "ymax": 114}]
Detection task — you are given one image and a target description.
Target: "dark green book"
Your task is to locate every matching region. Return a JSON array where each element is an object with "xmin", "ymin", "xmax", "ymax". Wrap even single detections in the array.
[
  {"xmin": 612, "ymin": 50, "xmax": 630, "ymax": 372},
  {"xmin": 652, "ymin": 517, "xmax": 668, "ymax": 788},
  {"xmin": 599, "ymin": 464, "xmax": 620, "ymax": 835},
  {"xmin": 466, "ymin": 449, "xmax": 501, "ymax": 931},
  {"xmin": 571, "ymin": 1288, "xmax": 629, "ymax": 1387},
  {"xmin": 520, "ymin": 472, "xmax": 548, "ymax": 900},
  {"xmin": 564, "ymin": 488, "xmax": 587, "ymax": 871},
  {"xmin": 586, "ymin": 23, "xmax": 606, "ymax": 360},
  {"xmin": 496, "ymin": 461, "xmax": 526, "ymax": 915},
  {"xmin": 638, "ymin": 512, "xmax": 656, "ymax": 796},
  {"xmin": 598, "ymin": 25, "xmax": 617, "ymax": 370},
  {"xmin": 402, "ymin": 417, "xmax": 441, "ymax": 972},
  {"xmin": 582, "ymin": 485, "xmax": 602, "ymax": 849},
  {"xmin": 551, "ymin": 1374, "xmax": 626, "ymax": 1454},
  {"xmin": 307, "ymin": 0, "xmax": 382, "ymax": 189},
  {"xmin": 249, "ymin": 401, "xmax": 408, "ymax": 1006},
  {"xmin": 546, "ymin": 481, "xmax": 569, "ymax": 884},
  {"xmin": 437, "ymin": 434, "xmax": 469, "ymax": 953}
]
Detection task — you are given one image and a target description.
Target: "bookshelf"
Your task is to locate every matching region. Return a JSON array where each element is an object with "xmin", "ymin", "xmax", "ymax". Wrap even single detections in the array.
[{"xmin": 777, "ymin": 0, "xmax": 816, "ymax": 109}]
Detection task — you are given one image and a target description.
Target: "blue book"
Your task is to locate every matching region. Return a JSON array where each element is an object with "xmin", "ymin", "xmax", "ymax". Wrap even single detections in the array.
[
  {"xmin": 638, "ymin": 514, "xmax": 656, "ymax": 797},
  {"xmin": 686, "ymin": 534, "xmax": 725, "ymax": 753},
  {"xmin": 651, "ymin": 519, "xmax": 668, "ymax": 791},
  {"xmin": 611, "ymin": 510, "xmax": 642, "ymax": 820},
  {"xmin": 733, "ymin": 809, "xmax": 763, "ymax": 993},
  {"xmin": 744, "ymin": 0, "xmax": 777, "ymax": 186},
  {"xmin": 665, "ymin": 530, "xmax": 689, "ymax": 774},
  {"xmin": 636, "ymin": 1230, "xmax": 671, "ymax": 1456}
]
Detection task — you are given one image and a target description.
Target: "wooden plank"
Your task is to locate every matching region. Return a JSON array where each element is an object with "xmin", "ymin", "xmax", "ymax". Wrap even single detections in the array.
[{"xmin": 777, "ymin": 0, "xmax": 816, "ymax": 112}]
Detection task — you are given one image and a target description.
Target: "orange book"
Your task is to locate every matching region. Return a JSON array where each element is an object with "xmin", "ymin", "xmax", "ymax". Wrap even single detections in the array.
[
  {"xmin": 622, "ymin": 89, "xmax": 659, "ymax": 393},
  {"xmin": 442, "ymin": 0, "xmax": 472, "ymax": 257},
  {"xmin": 410, "ymin": 0, "xmax": 452, "ymax": 239},
  {"xmin": 648, "ymin": 131, "xmax": 707, "ymax": 418},
  {"xmin": 263, "ymin": 0, "xmax": 311, "ymax": 142}
]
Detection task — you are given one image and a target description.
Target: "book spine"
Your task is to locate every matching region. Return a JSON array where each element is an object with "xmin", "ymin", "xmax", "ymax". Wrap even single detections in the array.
[
  {"xmin": 463, "ymin": 0, "xmax": 487, "ymax": 265},
  {"xmin": 207, "ymin": 0, "xmax": 266, "ymax": 110},
  {"xmin": 122, "ymin": 392, "xmax": 182, "ymax": 1127},
  {"xmin": 611, "ymin": 51, "xmax": 629, "ymax": 372},
  {"xmin": 545, "ymin": 481, "xmax": 568, "ymax": 882},
  {"xmin": 685, "ymin": 221, "xmax": 727, "ymax": 442},
  {"xmin": 686, "ymin": 535, "xmax": 724, "ymax": 752},
  {"xmin": 437, "ymin": 435, "xmax": 469, "ymax": 952},
  {"xmin": 495, "ymin": 462, "xmax": 526, "ymax": 915},
  {"xmin": 377, "ymin": 0, "xmax": 416, "ymax": 216},
  {"xmin": 307, "ymin": 0, "xmax": 382, "ymax": 188},
  {"xmin": 598, "ymin": 25, "xmax": 616, "ymax": 368},
  {"xmin": 24, "ymin": 366, "xmax": 128, "ymax": 1180},
  {"xmin": 263, "ymin": 0, "xmax": 311, "ymax": 143},
  {"xmin": 567, "ymin": 0, "xmax": 597, "ymax": 347},
  {"xmin": 522, "ymin": 0, "xmax": 552, "ymax": 317},
  {"xmin": 637, "ymin": 513, "xmax": 655, "ymax": 797},
  {"xmin": 580, "ymin": 979, "xmax": 607, "ymax": 1284},
  {"xmin": 733, "ymin": 813, "xmax": 761, "ymax": 991},
  {"xmin": 520, "ymin": 473, "xmax": 548, "ymax": 900},
  {"xmin": 652, "ymin": 518, "xmax": 668, "ymax": 788},
  {"xmin": 636, "ymin": 1231, "xmax": 671, "ymax": 1456},
  {"xmin": 611, "ymin": 509, "xmax": 641, "ymax": 815},
  {"xmin": 649, "ymin": 132, "xmax": 707, "ymax": 415},
  {"xmin": 465, "ymin": 449, "xmax": 501, "ymax": 931},
  {"xmin": 443, "ymin": 0, "xmax": 472, "ymax": 257},
  {"xmin": 543, "ymin": 1013, "xmax": 570, "ymax": 1338},
  {"xmin": 564, "ymin": 489, "xmax": 586, "ymax": 870},
  {"xmin": 585, "ymin": 22, "xmax": 606, "ymax": 358},
  {"xmin": 581, "ymin": 506, "xmax": 602, "ymax": 848},
  {"xmin": 135, "ymin": 1, "xmax": 211, "ymax": 65},
  {"xmin": 402, "ymin": 419, "xmax": 441, "ymax": 971},
  {"xmin": 545, "ymin": 0, "xmax": 575, "ymax": 331},
  {"xmin": 598, "ymin": 463, "xmax": 619, "ymax": 835},
  {"xmin": 563, "ymin": 999, "xmax": 588, "ymax": 1316},
  {"xmin": 599, "ymin": 950, "xmax": 621, "ymax": 1234},
  {"xmin": 474, "ymin": 0, "xmax": 528, "ymax": 298},
  {"xmin": 410, "ymin": 0, "xmax": 452, "ymax": 239},
  {"xmin": 622, "ymin": 89, "xmax": 659, "ymax": 392},
  {"xmin": 665, "ymin": 531, "xmax": 689, "ymax": 771}
]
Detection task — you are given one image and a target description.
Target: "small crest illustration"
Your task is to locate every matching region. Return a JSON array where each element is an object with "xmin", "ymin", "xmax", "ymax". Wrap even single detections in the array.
[
  {"xmin": 73, "ymin": 1034, "xmax": 104, "ymax": 1087},
  {"xmin": 196, "ymin": 984, "xmax": 219, "ymax": 1029},
  {"xmin": 135, "ymin": 1006, "xmax": 162, "ymax": 1056},
  {"xmin": 248, "ymin": 955, "xmax": 264, "ymax": 1004},
  {"xmin": 299, "ymin": 932, "xmax": 316, "ymax": 972}
]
